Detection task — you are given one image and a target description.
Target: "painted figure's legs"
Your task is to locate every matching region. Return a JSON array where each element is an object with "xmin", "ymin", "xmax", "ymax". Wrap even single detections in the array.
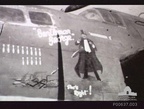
[
  {"xmin": 91, "ymin": 59, "xmax": 101, "ymax": 81},
  {"xmin": 83, "ymin": 61, "xmax": 88, "ymax": 79}
]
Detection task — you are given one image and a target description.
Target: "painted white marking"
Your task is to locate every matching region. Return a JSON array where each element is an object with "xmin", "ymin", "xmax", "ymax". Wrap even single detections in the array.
[
  {"xmin": 39, "ymin": 57, "xmax": 42, "ymax": 65},
  {"xmin": 36, "ymin": 28, "xmax": 74, "ymax": 46},
  {"xmin": 2, "ymin": 44, "xmax": 5, "ymax": 53},
  {"xmin": 49, "ymin": 35, "xmax": 73, "ymax": 46},
  {"xmin": 17, "ymin": 46, "xmax": 20, "ymax": 54},
  {"xmin": 92, "ymin": 44, "xmax": 95, "ymax": 48},
  {"xmin": 109, "ymin": 36, "xmax": 112, "ymax": 40},
  {"xmin": 71, "ymin": 33, "xmax": 75, "ymax": 36},
  {"xmin": 51, "ymin": 68, "xmax": 58, "ymax": 75},
  {"xmin": 26, "ymin": 47, "xmax": 29, "ymax": 55},
  {"xmin": 35, "ymin": 57, "xmax": 38, "ymax": 65},
  {"xmin": 31, "ymin": 57, "xmax": 33, "ymax": 65},
  {"xmin": 38, "ymin": 48, "xmax": 41, "ymax": 56},
  {"xmin": 22, "ymin": 46, "xmax": 24, "ymax": 54},
  {"xmin": 33, "ymin": 28, "xmax": 36, "ymax": 30},
  {"xmin": 22, "ymin": 57, "xmax": 25, "ymax": 65},
  {"xmin": 30, "ymin": 47, "xmax": 33, "ymax": 56},
  {"xmin": 67, "ymin": 84, "xmax": 90, "ymax": 97},
  {"xmin": 12, "ymin": 45, "xmax": 15, "ymax": 53},
  {"xmin": 89, "ymin": 85, "xmax": 92, "ymax": 95},
  {"xmin": 34, "ymin": 48, "xmax": 37, "ymax": 56},
  {"xmin": 26, "ymin": 57, "xmax": 29, "ymax": 65},
  {"xmin": 67, "ymin": 84, "xmax": 79, "ymax": 90},
  {"xmin": 37, "ymin": 28, "xmax": 71, "ymax": 38},
  {"xmin": 7, "ymin": 44, "xmax": 10, "ymax": 53},
  {"xmin": 74, "ymin": 90, "xmax": 88, "ymax": 98},
  {"xmin": 89, "ymin": 32, "xmax": 112, "ymax": 40},
  {"xmin": 84, "ymin": 39, "xmax": 91, "ymax": 53}
]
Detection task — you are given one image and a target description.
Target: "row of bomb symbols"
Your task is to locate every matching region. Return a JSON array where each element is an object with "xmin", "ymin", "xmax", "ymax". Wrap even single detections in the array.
[
  {"xmin": 22, "ymin": 57, "xmax": 42, "ymax": 65},
  {"xmin": 2, "ymin": 44, "xmax": 41, "ymax": 56}
]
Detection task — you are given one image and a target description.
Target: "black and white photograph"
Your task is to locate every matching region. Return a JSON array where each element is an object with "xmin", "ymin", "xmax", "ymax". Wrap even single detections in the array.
[{"xmin": 0, "ymin": 5, "xmax": 144, "ymax": 102}]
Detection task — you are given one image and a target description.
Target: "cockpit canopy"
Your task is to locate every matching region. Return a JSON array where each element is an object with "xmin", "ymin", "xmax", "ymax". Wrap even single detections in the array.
[{"xmin": 79, "ymin": 8, "xmax": 125, "ymax": 27}]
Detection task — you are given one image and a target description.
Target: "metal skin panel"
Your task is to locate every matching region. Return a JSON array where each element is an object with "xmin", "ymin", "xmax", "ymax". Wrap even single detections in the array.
[{"xmin": 0, "ymin": 6, "xmax": 144, "ymax": 101}]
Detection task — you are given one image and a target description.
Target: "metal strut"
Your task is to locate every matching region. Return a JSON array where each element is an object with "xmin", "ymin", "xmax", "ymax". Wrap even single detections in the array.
[{"xmin": 57, "ymin": 34, "xmax": 65, "ymax": 101}]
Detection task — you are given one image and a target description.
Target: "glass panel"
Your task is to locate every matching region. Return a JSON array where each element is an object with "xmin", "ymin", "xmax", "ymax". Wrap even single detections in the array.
[
  {"xmin": 79, "ymin": 9, "xmax": 103, "ymax": 22},
  {"xmin": 98, "ymin": 9, "xmax": 114, "ymax": 23},
  {"xmin": 29, "ymin": 11, "xmax": 52, "ymax": 25},
  {"xmin": 0, "ymin": 7, "xmax": 25, "ymax": 23},
  {"xmin": 124, "ymin": 18, "xmax": 141, "ymax": 39},
  {"xmin": 111, "ymin": 13, "xmax": 124, "ymax": 26}
]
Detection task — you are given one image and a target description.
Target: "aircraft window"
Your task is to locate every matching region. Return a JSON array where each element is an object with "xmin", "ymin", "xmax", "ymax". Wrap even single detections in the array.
[
  {"xmin": 98, "ymin": 9, "xmax": 114, "ymax": 23},
  {"xmin": 111, "ymin": 13, "xmax": 124, "ymax": 26},
  {"xmin": 124, "ymin": 18, "xmax": 141, "ymax": 39},
  {"xmin": 85, "ymin": 12, "xmax": 102, "ymax": 21},
  {"xmin": 0, "ymin": 7, "xmax": 25, "ymax": 23},
  {"xmin": 79, "ymin": 9, "xmax": 103, "ymax": 22},
  {"xmin": 29, "ymin": 11, "xmax": 52, "ymax": 25}
]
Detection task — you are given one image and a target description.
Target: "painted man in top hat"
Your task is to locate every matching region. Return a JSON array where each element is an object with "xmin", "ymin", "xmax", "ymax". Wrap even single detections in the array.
[{"xmin": 71, "ymin": 30, "xmax": 103, "ymax": 81}]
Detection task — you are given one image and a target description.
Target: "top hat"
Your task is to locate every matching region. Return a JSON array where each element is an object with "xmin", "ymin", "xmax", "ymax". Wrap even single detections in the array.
[{"xmin": 80, "ymin": 30, "xmax": 87, "ymax": 35}]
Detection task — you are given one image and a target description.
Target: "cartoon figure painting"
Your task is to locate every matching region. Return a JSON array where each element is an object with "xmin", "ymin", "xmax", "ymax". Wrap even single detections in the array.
[{"xmin": 71, "ymin": 30, "xmax": 103, "ymax": 81}]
